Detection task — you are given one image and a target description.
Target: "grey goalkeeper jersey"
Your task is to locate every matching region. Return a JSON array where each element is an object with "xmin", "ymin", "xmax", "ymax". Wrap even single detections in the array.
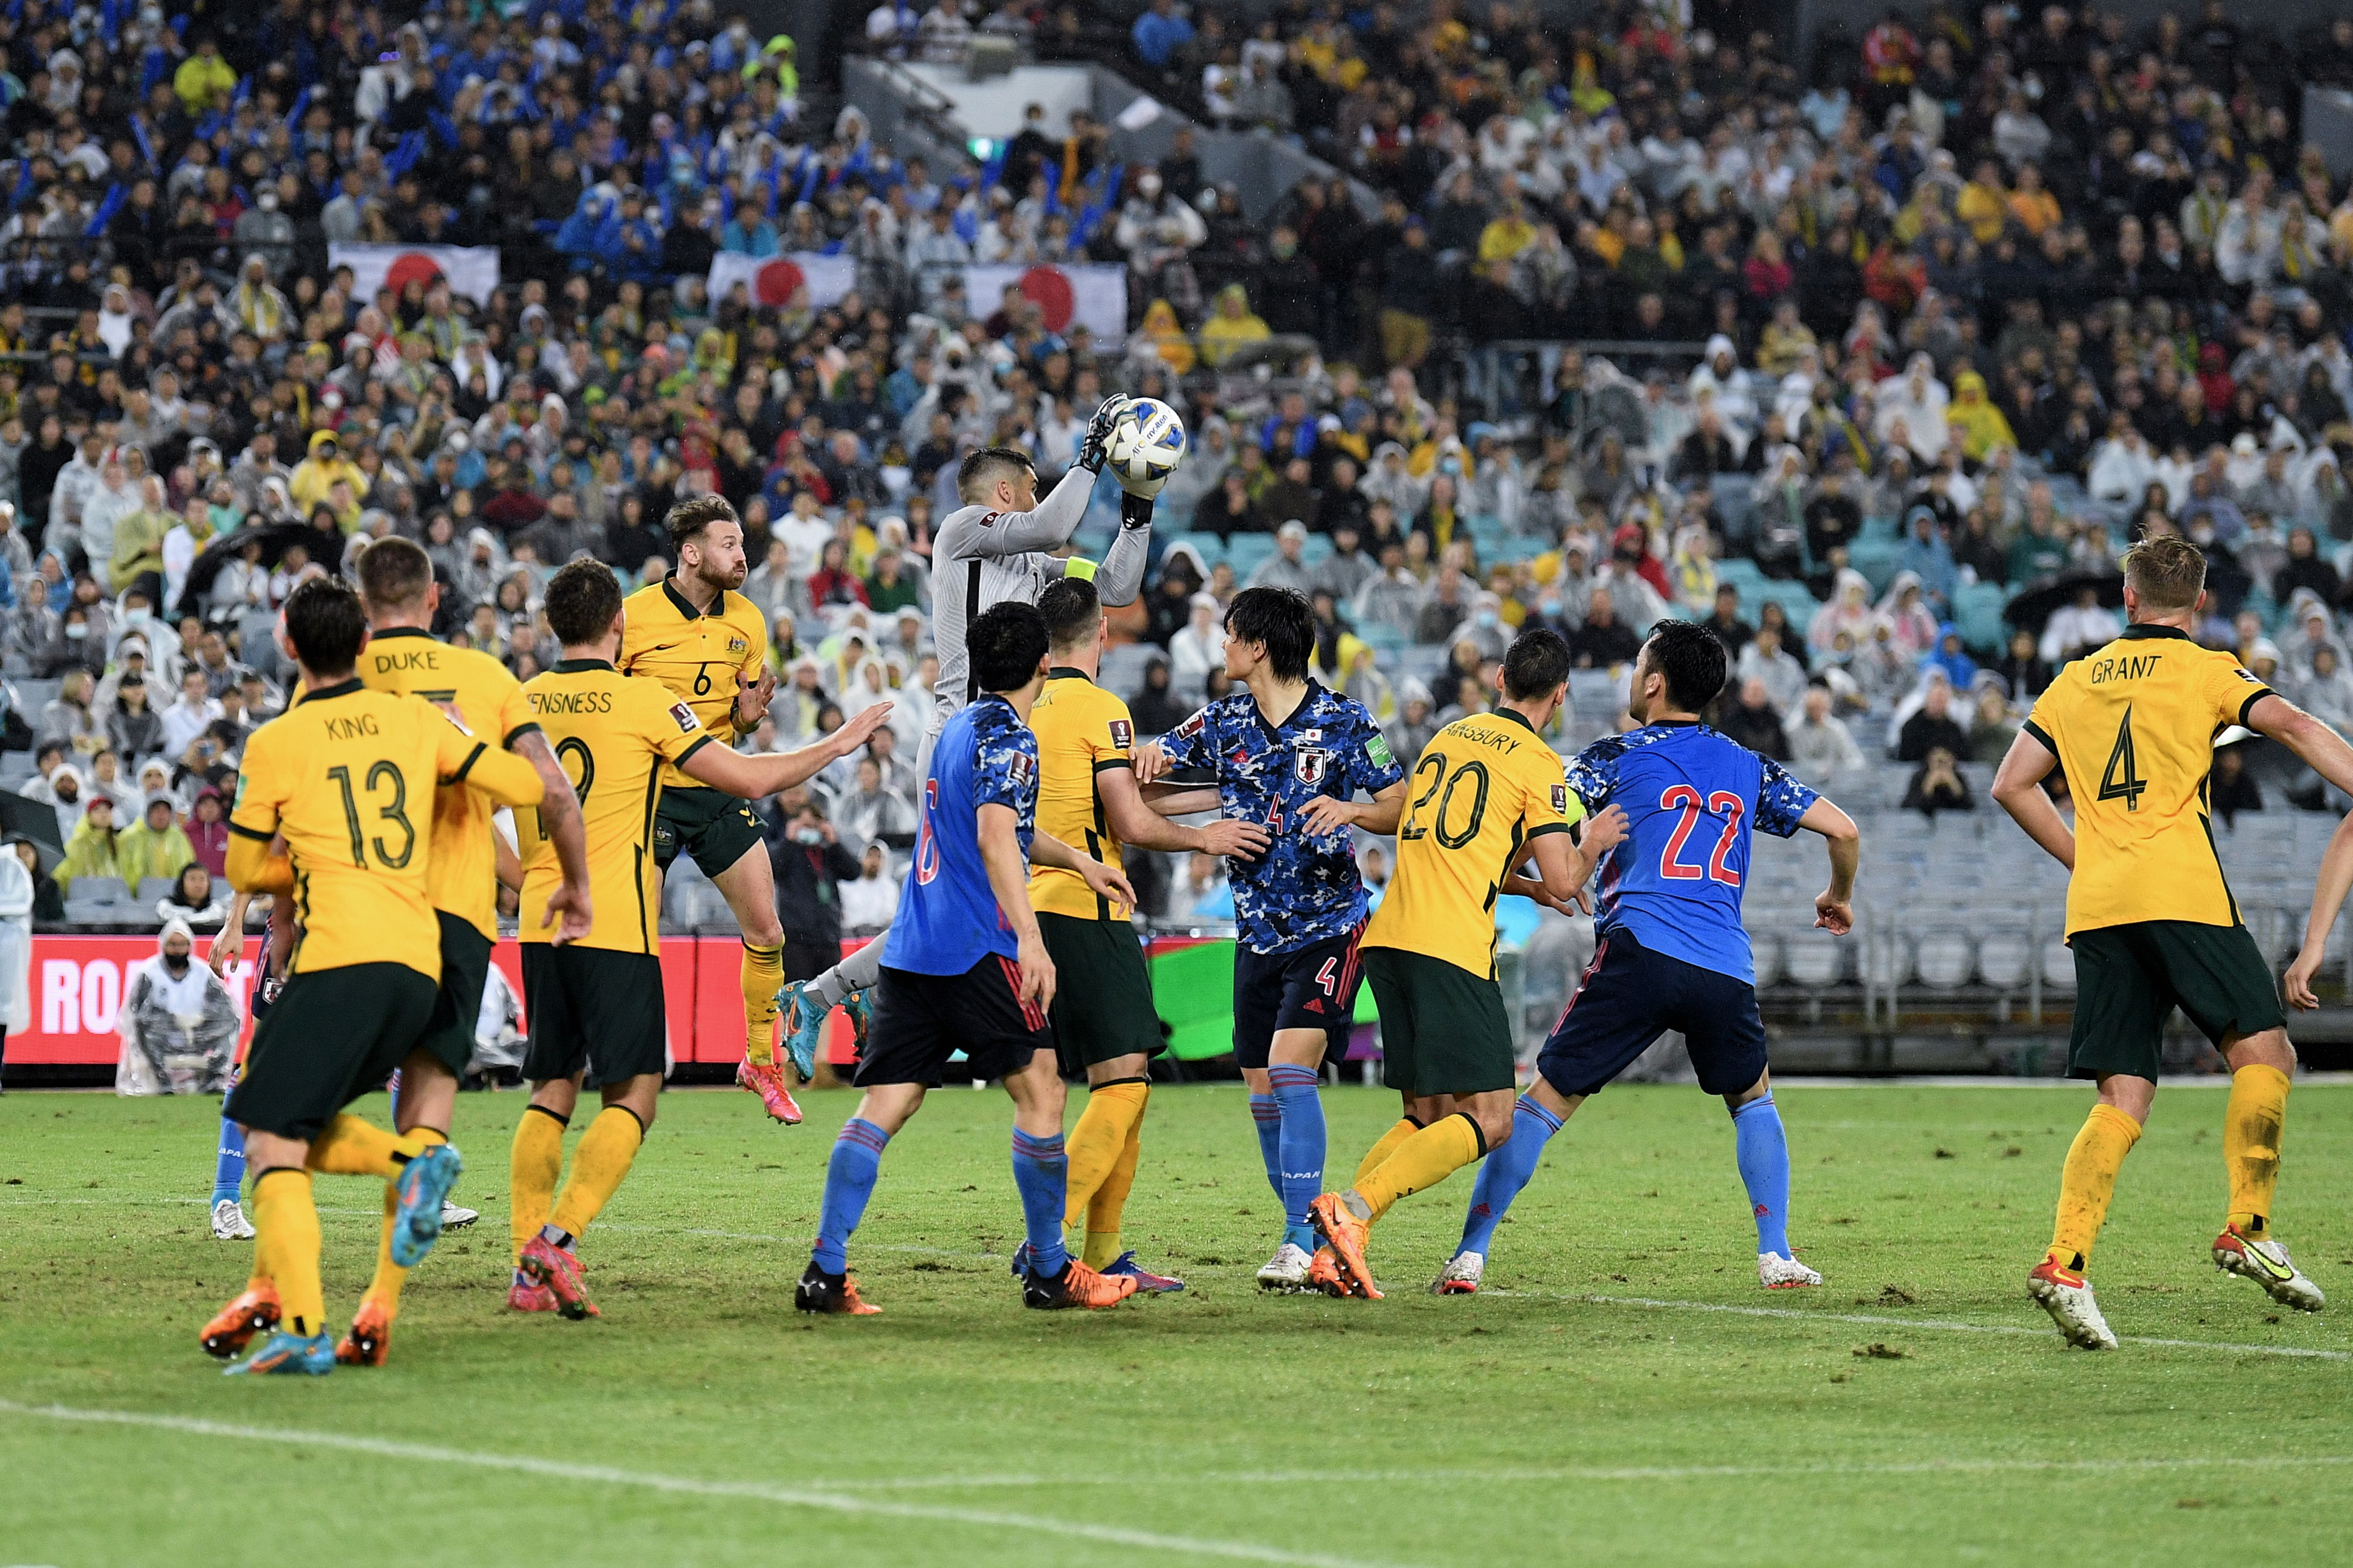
[{"xmin": 927, "ymin": 466, "xmax": 1151, "ymax": 736}]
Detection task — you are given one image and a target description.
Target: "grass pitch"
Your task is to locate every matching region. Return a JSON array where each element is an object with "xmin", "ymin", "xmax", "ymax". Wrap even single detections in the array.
[{"xmin": 5, "ymin": 1079, "xmax": 2352, "ymax": 1567}]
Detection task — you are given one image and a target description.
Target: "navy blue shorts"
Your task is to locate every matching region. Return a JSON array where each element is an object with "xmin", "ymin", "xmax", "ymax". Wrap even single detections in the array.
[
  {"xmin": 1231, "ymin": 920, "xmax": 1365, "ymax": 1070},
  {"xmin": 1536, "ymin": 929, "xmax": 1768, "ymax": 1099}
]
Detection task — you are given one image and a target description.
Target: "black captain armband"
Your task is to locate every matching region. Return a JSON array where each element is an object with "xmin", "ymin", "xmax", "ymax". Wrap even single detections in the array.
[{"xmin": 1119, "ymin": 489, "xmax": 1155, "ymax": 530}]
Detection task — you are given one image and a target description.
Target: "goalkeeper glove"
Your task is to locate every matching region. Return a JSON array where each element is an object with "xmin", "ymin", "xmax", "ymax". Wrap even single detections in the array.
[
  {"xmin": 1077, "ymin": 393, "xmax": 1131, "ymax": 474},
  {"xmin": 1119, "ymin": 489, "xmax": 1158, "ymax": 529}
]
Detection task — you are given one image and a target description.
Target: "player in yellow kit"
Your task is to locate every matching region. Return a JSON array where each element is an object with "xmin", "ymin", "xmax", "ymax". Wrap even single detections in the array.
[
  {"xmin": 619, "ymin": 496, "xmax": 807, "ymax": 1125},
  {"xmin": 206, "ymin": 577, "xmax": 556, "ymax": 1375},
  {"xmin": 508, "ymin": 561, "xmax": 894, "ymax": 1319},
  {"xmin": 1010, "ymin": 579, "xmax": 1268, "ymax": 1291},
  {"xmin": 316, "ymin": 538, "xmax": 592, "ymax": 1365},
  {"xmin": 1309, "ymin": 629, "xmax": 1623, "ymax": 1299},
  {"xmin": 1994, "ymin": 536, "xmax": 2353, "ymax": 1349}
]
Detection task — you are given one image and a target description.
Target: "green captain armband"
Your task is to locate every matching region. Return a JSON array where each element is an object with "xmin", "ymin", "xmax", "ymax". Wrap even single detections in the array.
[{"xmin": 1063, "ymin": 557, "xmax": 1099, "ymax": 582}]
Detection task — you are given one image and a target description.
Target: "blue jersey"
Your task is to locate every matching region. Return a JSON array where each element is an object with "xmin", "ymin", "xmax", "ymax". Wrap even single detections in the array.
[
  {"xmin": 1565, "ymin": 720, "xmax": 1817, "ymax": 986},
  {"xmin": 884, "ymin": 693, "xmax": 1039, "ymax": 976},
  {"xmin": 1156, "ymin": 681, "xmax": 1405, "ymax": 954}
]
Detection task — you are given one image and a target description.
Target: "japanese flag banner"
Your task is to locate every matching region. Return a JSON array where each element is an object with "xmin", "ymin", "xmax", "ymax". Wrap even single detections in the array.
[
  {"xmin": 329, "ymin": 244, "xmax": 501, "ymax": 306},
  {"xmin": 706, "ymin": 252, "xmax": 856, "ymax": 310}
]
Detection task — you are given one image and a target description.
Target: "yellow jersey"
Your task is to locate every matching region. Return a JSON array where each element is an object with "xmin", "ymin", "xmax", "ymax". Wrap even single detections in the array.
[
  {"xmin": 1026, "ymin": 668, "xmax": 1138, "ymax": 921},
  {"xmin": 230, "ymin": 682, "xmax": 545, "ymax": 978},
  {"xmin": 2022, "ymin": 624, "xmax": 2275, "ymax": 936},
  {"xmin": 619, "ymin": 574, "xmax": 768, "ymax": 789},
  {"xmin": 352, "ymin": 626, "xmax": 540, "ymax": 940},
  {"xmin": 1364, "ymin": 707, "xmax": 1580, "ymax": 979},
  {"xmin": 515, "ymin": 659, "xmax": 717, "ymax": 954}
]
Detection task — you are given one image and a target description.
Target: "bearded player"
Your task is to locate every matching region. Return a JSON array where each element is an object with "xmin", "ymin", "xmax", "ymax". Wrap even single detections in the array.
[{"xmin": 778, "ymin": 398, "xmax": 1158, "ymax": 1076}]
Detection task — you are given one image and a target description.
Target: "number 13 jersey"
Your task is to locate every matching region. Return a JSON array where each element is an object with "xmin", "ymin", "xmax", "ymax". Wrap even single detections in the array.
[
  {"xmin": 2022, "ymin": 624, "xmax": 2274, "ymax": 937},
  {"xmin": 1565, "ymin": 720, "xmax": 1819, "ymax": 986}
]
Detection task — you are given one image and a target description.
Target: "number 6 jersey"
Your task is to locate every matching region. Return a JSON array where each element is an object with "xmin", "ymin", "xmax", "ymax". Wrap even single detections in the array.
[
  {"xmin": 229, "ymin": 681, "xmax": 546, "ymax": 978},
  {"xmin": 1565, "ymin": 719, "xmax": 1819, "ymax": 986}
]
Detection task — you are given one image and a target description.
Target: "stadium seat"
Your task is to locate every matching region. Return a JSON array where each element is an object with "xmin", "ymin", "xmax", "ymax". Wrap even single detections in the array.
[
  {"xmin": 1975, "ymin": 931, "xmax": 2033, "ymax": 989},
  {"xmin": 1910, "ymin": 929, "xmax": 1974, "ymax": 990},
  {"xmin": 1783, "ymin": 930, "xmax": 1847, "ymax": 986},
  {"xmin": 135, "ymin": 878, "xmax": 175, "ymax": 907},
  {"xmin": 2041, "ymin": 939, "xmax": 2077, "ymax": 992},
  {"xmin": 71, "ymin": 877, "xmax": 130, "ymax": 905}
]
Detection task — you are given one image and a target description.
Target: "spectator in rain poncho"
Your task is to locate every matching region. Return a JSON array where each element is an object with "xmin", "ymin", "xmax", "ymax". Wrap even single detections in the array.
[
  {"xmin": 1684, "ymin": 336, "xmax": 1758, "ymax": 455},
  {"xmin": 1872, "ymin": 354, "xmax": 1949, "ymax": 465},
  {"xmin": 1810, "ymin": 568, "xmax": 1879, "ymax": 655},
  {"xmin": 1876, "ymin": 571, "xmax": 1940, "ymax": 663},
  {"xmin": 115, "ymin": 917, "xmax": 241, "ymax": 1096},
  {"xmin": 1922, "ymin": 621, "xmax": 1978, "ymax": 688}
]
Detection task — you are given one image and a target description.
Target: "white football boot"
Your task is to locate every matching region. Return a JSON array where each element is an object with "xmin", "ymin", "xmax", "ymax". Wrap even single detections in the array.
[
  {"xmin": 211, "ymin": 1198, "xmax": 256, "ymax": 1240},
  {"xmin": 1759, "ymin": 1251, "xmax": 1821, "ymax": 1289},
  {"xmin": 1431, "ymin": 1251, "xmax": 1485, "ymax": 1294},
  {"xmin": 440, "ymin": 1199, "xmax": 480, "ymax": 1231},
  {"xmin": 2213, "ymin": 1226, "xmax": 2325, "ymax": 1312},
  {"xmin": 1256, "ymin": 1241, "xmax": 1314, "ymax": 1292},
  {"xmin": 2028, "ymin": 1257, "xmax": 2119, "ymax": 1350}
]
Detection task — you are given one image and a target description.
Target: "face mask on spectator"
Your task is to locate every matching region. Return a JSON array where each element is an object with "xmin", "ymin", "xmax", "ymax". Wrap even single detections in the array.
[{"xmin": 794, "ymin": 827, "xmax": 824, "ymax": 845}]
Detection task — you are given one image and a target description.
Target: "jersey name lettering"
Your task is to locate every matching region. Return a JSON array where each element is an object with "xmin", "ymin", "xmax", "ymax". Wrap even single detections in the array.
[
  {"xmin": 322, "ymin": 714, "xmax": 382, "ymax": 741},
  {"xmin": 2087, "ymin": 653, "xmax": 2164, "ymax": 685},
  {"xmin": 371, "ymin": 648, "xmax": 443, "ymax": 674}
]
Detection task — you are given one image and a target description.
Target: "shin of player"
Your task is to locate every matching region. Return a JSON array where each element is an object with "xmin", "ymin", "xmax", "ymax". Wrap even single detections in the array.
[
  {"xmin": 1318, "ymin": 632, "xmax": 1624, "ymax": 1299},
  {"xmin": 799, "ymin": 602, "xmax": 1141, "ymax": 1316},
  {"xmin": 1134, "ymin": 588, "xmax": 1408, "ymax": 1289},
  {"xmin": 1998, "ymin": 536, "xmax": 2341, "ymax": 1349},
  {"xmin": 1442, "ymin": 623, "xmax": 1858, "ymax": 1296}
]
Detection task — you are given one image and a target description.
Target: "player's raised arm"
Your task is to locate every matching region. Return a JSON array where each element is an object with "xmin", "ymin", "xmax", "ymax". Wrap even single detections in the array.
[
  {"xmin": 2246, "ymin": 693, "xmax": 2353, "ymax": 798},
  {"xmin": 978, "ymin": 801, "xmax": 1056, "ymax": 1011},
  {"xmin": 680, "ymin": 698, "xmax": 894, "ymax": 797},
  {"xmin": 1991, "ymin": 725, "xmax": 2075, "ymax": 873},
  {"xmin": 1091, "ymin": 489, "xmax": 1158, "ymax": 607},
  {"xmin": 940, "ymin": 448, "xmax": 1101, "ymax": 557},
  {"xmin": 1797, "ymin": 796, "xmax": 1861, "ymax": 935}
]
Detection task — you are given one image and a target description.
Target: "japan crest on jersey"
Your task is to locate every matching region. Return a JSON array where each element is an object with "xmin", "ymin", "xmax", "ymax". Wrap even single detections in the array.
[{"xmin": 1294, "ymin": 748, "xmax": 1330, "ymax": 785}]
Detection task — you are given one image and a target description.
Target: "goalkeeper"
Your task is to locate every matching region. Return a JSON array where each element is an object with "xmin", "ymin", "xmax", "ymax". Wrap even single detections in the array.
[{"xmin": 781, "ymin": 397, "xmax": 1167, "ymax": 1066}]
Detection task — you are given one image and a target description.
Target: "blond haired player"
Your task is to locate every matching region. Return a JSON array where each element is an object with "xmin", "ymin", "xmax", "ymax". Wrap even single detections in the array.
[{"xmin": 1994, "ymin": 535, "xmax": 2353, "ymax": 1349}]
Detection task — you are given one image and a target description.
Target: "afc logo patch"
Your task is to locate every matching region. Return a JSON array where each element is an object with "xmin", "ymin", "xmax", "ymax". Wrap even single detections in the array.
[
  {"xmin": 1551, "ymin": 783, "xmax": 1569, "ymax": 814},
  {"xmin": 1108, "ymin": 719, "xmax": 1134, "ymax": 750},
  {"xmin": 1294, "ymin": 748, "xmax": 1330, "ymax": 785},
  {"xmin": 668, "ymin": 700, "xmax": 700, "ymax": 733}
]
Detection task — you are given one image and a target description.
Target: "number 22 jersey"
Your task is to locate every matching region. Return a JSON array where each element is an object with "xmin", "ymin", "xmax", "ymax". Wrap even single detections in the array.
[{"xmin": 1565, "ymin": 720, "xmax": 1818, "ymax": 986}]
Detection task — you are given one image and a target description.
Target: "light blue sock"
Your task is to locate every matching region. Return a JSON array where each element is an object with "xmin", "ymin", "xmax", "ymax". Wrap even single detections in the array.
[
  {"xmin": 1458, "ymin": 1096, "xmax": 1564, "ymax": 1256},
  {"xmin": 387, "ymin": 1067, "xmax": 401, "ymax": 1127},
  {"xmin": 211, "ymin": 1112, "xmax": 246, "ymax": 1206},
  {"xmin": 1267, "ymin": 1064, "xmax": 1323, "ymax": 1252},
  {"xmin": 1732, "ymin": 1092, "xmax": 1792, "ymax": 1257},
  {"xmin": 1249, "ymin": 1092, "xmax": 1283, "ymax": 1203},
  {"xmin": 812, "ymin": 1118, "xmax": 889, "ymax": 1274},
  {"xmin": 1010, "ymin": 1128, "xmax": 1070, "ymax": 1277}
]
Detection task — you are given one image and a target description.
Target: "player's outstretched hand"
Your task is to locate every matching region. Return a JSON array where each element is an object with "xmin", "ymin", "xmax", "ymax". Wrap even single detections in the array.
[
  {"xmin": 1077, "ymin": 394, "xmax": 1131, "ymax": 473},
  {"xmin": 1813, "ymin": 889, "xmax": 1854, "ymax": 936},
  {"xmin": 1078, "ymin": 856, "xmax": 1138, "ymax": 917},
  {"xmin": 1197, "ymin": 817, "xmax": 1271, "ymax": 860},
  {"xmin": 1017, "ymin": 928, "xmax": 1058, "ymax": 1012},
  {"xmin": 543, "ymin": 880, "xmax": 595, "ymax": 946},
  {"xmin": 734, "ymin": 667, "xmax": 779, "ymax": 729},
  {"xmin": 2286, "ymin": 943, "xmax": 2326, "ymax": 1011},
  {"xmin": 834, "ymin": 700, "xmax": 894, "ymax": 753},
  {"xmin": 206, "ymin": 920, "xmax": 243, "ymax": 976},
  {"xmin": 1580, "ymin": 804, "xmax": 1629, "ymax": 854},
  {"xmin": 1133, "ymin": 739, "xmax": 1170, "ymax": 785},
  {"xmin": 1296, "ymin": 795, "xmax": 1356, "ymax": 836}
]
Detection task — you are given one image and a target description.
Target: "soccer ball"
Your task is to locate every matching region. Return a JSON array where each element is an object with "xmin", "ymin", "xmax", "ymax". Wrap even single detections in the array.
[{"xmin": 1104, "ymin": 398, "xmax": 1186, "ymax": 498}]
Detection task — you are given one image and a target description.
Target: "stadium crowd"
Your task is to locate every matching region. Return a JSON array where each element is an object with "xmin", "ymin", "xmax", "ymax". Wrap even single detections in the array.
[{"xmin": 1, "ymin": 0, "xmax": 2352, "ymax": 927}]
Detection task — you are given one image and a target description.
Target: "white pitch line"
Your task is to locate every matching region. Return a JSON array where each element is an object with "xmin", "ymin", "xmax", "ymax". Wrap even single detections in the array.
[{"xmin": 0, "ymin": 1400, "xmax": 1396, "ymax": 1568}]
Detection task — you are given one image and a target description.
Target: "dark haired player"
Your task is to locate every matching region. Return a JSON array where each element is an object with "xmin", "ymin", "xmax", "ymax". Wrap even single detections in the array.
[
  {"xmin": 781, "ymin": 402, "xmax": 1152, "ymax": 1078},
  {"xmin": 507, "ymin": 561, "xmax": 894, "ymax": 1320},
  {"xmin": 208, "ymin": 578, "xmax": 554, "ymax": 1374},
  {"xmin": 1134, "ymin": 586, "xmax": 1408, "ymax": 1291},
  {"xmin": 1308, "ymin": 629, "xmax": 1626, "ymax": 1298},
  {"xmin": 1437, "ymin": 621, "xmax": 1859, "ymax": 1296},
  {"xmin": 620, "ymin": 495, "xmax": 808, "ymax": 1125},
  {"xmin": 798, "ymin": 602, "xmax": 1142, "ymax": 1316}
]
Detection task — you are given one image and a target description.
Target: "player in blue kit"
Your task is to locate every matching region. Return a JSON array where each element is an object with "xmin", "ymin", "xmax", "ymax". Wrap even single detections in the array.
[
  {"xmin": 796, "ymin": 602, "xmax": 1145, "ymax": 1316},
  {"xmin": 1135, "ymin": 587, "xmax": 1408, "ymax": 1291},
  {"xmin": 1436, "ymin": 621, "xmax": 1861, "ymax": 1295}
]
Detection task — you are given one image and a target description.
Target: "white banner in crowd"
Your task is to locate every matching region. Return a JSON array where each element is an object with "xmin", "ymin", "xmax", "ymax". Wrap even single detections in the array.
[
  {"xmin": 328, "ymin": 243, "xmax": 501, "ymax": 306},
  {"xmin": 963, "ymin": 264, "xmax": 1126, "ymax": 338},
  {"xmin": 706, "ymin": 251, "xmax": 856, "ymax": 309}
]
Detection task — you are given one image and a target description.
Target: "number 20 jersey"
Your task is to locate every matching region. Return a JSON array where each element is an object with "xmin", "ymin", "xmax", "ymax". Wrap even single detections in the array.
[{"xmin": 1566, "ymin": 720, "xmax": 1818, "ymax": 986}]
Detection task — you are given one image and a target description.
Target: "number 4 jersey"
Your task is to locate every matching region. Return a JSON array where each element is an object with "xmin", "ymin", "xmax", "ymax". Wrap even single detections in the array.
[
  {"xmin": 230, "ymin": 681, "xmax": 546, "ymax": 978},
  {"xmin": 1566, "ymin": 719, "xmax": 1819, "ymax": 986},
  {"xmin": 2022, "ymin": 624, "xmax": 2274, "ymax": 937}
]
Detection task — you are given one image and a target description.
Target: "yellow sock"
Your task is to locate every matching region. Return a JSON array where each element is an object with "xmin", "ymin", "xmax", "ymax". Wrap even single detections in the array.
[
  {"xmin": 549, "ymin": 1107, "xmax": 645, "ymax": 1239},
  {"xmin": 1083, "ymin": 1097, "xmax": 1148, "ymax": 1270},
  {"xmin": 1354, "ymin": 1116, "xmax": 1423, "ymax": 1188},
  {"xmin": 2223, "ymin": 1063, "xmax": 2291, "ymax": 1236},
  {"xmin": 252, "ymin": 1169, "xmax": 324, "ymax": 1337},
  {"xmin": 742, "ymin": 943, "xmax": 784, "ymax": 1066},
  {"xmin": 362, "ymin": 1128, "xmax": 445, "ymax": 1314},
  {"xmin": 1064, "ymin": 1080, "xmax": 1149, "ymax": 1232},
  {"xmin": 1352, "ymin": 1112, "xmax": 1485, "ymax": 1224},
  {"xmin": 306, "ymin": 1113, "xmax": 427, "ymax": 1179},
  {"xmin": 510, "ymin": 1106, "xmax": 565, "ymax": 1264},
  {"xmin": 2048, "ymin": 1102, "xmax": 2142, "ymax": 1271}
]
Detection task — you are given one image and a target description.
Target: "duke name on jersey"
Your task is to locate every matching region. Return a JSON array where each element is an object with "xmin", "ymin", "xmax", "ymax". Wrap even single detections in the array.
[
  {"xmin": 1155, "ymin": 682, "xmax": 1405, "ymax": 953},
  {"xmin": 884, "ymin": 691, "xmax": 1041, "ymax": 975},
  {"xmin": 1566, "ymin": 720, "xmax": 1819, "ymax": 985}
]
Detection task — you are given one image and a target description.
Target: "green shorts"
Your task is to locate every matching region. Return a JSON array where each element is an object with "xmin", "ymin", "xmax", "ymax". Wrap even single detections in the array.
[
  {"xmin": 2067, "ymin": 920, "xmax": 2287, "ymax": 1082},
  {"xmin": 223, "ymin": 963, "xmax": 439, "ymax": 1142},
  {"xmin": 1040, "ymin": 912, "xmax": 1165, "ymax": 1074},
  {"xmin": 416, "ymin": 911, "xmax": 493, "ymax": 1077},
  {"xmin": 1365, "ymin": 947, "xmax": 1517, "ymax": 1098},
  {"xmin": 520, "ymin": 944, "xmax": 667, "ymax": 1089},
  {"xmin": 653, "ymin": 785, "xmax": 766, "ymax": 875}
]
